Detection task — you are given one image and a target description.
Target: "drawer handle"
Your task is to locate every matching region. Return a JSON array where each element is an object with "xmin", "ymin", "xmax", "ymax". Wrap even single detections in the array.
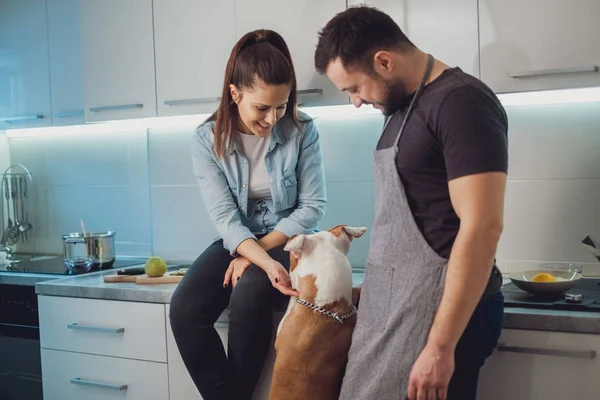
[
  {"xmin": 67, "ymin": 323, "xmax": 125, "ymax": 334},
  {"xmin": 53, "ymin": 110, "xmax": 85, "ymax": 118},
  {"xmin": 0, "ymin": 115, "xmax": 44, "ymax": 122},
  {"xmin": 509, "ymin": 65, "xmax": 599, "ymax": 78},
  {"xmin": 298, "ymin": 88, "xmax": 323, "ymax": 96},
  {"xmin": 497, "ymin": 343, "xmax": 596, "ymax": 360},
  {"xmin": 71, "ymin": 377, "xmax": 128, "ymax": 391},
  {"xmin": 164, "ymin": 97, "xmax": 221, "ymax": 106},
  {"xmin": 89, "ymin": 103, "xmax": 143, "ymax": 112}
]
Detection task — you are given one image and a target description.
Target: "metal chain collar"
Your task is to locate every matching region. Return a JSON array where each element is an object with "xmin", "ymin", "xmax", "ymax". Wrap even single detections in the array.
[{"xmin": 296, "ymin": 298, "xmax": 357, "ymax": 324}]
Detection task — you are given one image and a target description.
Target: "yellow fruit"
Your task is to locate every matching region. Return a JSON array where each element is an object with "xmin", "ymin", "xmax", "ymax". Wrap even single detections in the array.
[
  {"xmin": 531, "ymin": 272, "xmax": 556, "ymax": 283},
  {"xmin": 145, "ymin": 256, "xmax": 167, "ymax": 277}
]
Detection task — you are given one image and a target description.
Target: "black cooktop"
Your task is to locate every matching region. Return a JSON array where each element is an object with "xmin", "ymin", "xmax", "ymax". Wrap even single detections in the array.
[
  {"xmin": 0, "ymin": 257, "xmax": 145, "ymax": 275},
  {"xmin": 503, "ymin": 278, "xmax": 600, "ymax": 312}
]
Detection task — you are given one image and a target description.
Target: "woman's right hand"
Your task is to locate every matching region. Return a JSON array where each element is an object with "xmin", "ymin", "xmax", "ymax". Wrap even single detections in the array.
[{"xmin": 265, "ymin": 261, "xmax": 299, "ymax": 297}]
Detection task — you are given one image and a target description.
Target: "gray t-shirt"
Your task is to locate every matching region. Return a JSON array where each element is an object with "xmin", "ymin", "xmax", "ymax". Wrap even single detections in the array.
[{"xmin": 238, "ymin": 133, "xmax": 272, "ymax": 199}]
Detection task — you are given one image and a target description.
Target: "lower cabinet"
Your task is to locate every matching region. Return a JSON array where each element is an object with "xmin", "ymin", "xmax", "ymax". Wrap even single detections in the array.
[
  {"xmin": 165, "ymin": 304, "xmax": 281, "ymax": 400},
  {"xmin": 41, "ymin": 348, "xmax": 169, "ymax": 400},
  {"xmin": 477, "ymin": 328, "xmax": 600, "ymax": 400}
]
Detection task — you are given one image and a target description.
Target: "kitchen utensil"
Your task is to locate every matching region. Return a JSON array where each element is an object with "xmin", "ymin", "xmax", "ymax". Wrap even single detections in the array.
[
  {"xmin": 65, "ymin": 256, "xmax": 94, "ymax": 274},
  {"xmin": 582, "ymin": 235, "xmax": 600, "ymax": 262},
  {"xmin": 103, "ymin": 272, "xmax": 184, "ymax": 284},
  {"xmin": 509, "ymin": 269, "xmax": 582, "ymax": 295},
  {"xmin": 62, "ymin": 231, "xmax": 116, "ymax": 268},
  {"xmin": 540, "ymin": 262, "xmax": 583, "ymax": 274},
  {"xmin": 116, "ymin": 266, "xmax": 146, "ymax": 275}
]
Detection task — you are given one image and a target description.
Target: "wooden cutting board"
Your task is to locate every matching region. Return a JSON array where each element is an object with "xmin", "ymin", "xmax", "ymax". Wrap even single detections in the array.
[{"xmin": 103, "ymin": 273, "xmax": 184, "ymax": 285}]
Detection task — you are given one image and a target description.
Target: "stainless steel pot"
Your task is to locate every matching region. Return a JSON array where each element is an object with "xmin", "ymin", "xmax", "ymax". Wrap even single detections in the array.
[{"xmin": 62, "ymin": 231, "xmax": 116, "ymax": 268}]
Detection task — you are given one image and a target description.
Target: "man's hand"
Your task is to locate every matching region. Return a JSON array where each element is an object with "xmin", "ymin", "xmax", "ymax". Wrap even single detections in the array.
[
  {"xmin": 406, "ymin": 344, "xmax": 454, "ymax": 400},
  {"xmin": 223, "ymin": 256, "xmax": 252, "ymax": 288}
]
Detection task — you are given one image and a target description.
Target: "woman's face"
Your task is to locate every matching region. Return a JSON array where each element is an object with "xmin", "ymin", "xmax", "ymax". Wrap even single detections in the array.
[{"xmin": 230, "ymin": 79, "xmax": 291, "ymax": 137}]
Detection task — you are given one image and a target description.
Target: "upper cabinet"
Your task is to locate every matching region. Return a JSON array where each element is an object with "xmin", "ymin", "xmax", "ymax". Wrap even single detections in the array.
[
  {"xmin": 234, "ymin": 0, "xmax": 349, "ymax": 107},
  {"xmin": 153, "ymin": 0, "xmax": 236, "ymax": 117},
  {"xmin": 349, "ymin": 0, "xmax": 480, "ymax": 78},
  {"xmin": 80, "ymin": 0, "xmax": 157, "ymax": 122},
  {"xmin": 0, "ymin": 0, "xmax": 52, "ymax": 130},
  {"xmin": 47, "ymin": 0, "xmax": 85, "ymax": 126},
  {"xmin": 479, "ymin": 0, "xmax": 600, "ymax": 93}
]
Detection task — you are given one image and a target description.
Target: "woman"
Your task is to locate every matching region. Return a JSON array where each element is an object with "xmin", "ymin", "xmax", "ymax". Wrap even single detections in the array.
[{"xmin": 169, "ymin": 29, "xmax": 327, "ymax": 400}]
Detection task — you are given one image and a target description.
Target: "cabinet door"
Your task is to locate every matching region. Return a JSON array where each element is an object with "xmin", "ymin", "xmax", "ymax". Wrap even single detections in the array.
[
  {"xmin": 348, "ymin": 0, "xmax": 480, "ymax": 78},
  {"xmin": 80, "ymin": 0, "xmax": 157, "ymax": 122},
  {"xmin": 479, "ymin": 0, "xmax": 600, "ymax": 93},
  {"xmin": 478, "ymin": 329, "xmax": 600, "ymax": 400},
  {"xmin": 47, "ymin": 0, "xmax": 85, "ymax": 126},
  {"xmin": 234, "ymin": 0, "xmax": 348, "ymax": 107},
  {"xmin": 41, "ymin": 349, "xmax": 169, "ymax": 400},
  {"xmin": 165, "ymin": 305, "xmax": 228, "ymax": 400},
  {"xmin": 153, "ymin": 0, "xmax": 236, "ymax": 117},
  {"xmin": 0, "ymin": 0, "xmax": 52, "ymax": 130}
]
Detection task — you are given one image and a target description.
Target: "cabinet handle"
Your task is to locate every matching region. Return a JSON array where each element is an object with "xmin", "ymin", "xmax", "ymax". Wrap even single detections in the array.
[
  {"xmin": 298, "ymin": 88, "xmax": 323, "ymax": 96},
  {"xmin": 71, "ymin": 378, "xmax": 127, "ymax": 391},
  {"xmin": 0, "ymin": 115, "xmax": 44, "ymax": 122},
  {"xmin": 67, "ymin": 323, "xmax": 125, "ymax": 334},
  {"xmin": 89, "ymin": 104, "xmax": 143, "ymax": 112},
  {"xmin": 509, "ymin": 65, "xmax": 599, "ymax": 78},
  {"xmin": 497, "ymin": 343, "xmax": 596, "ymax": 360},
  {"xmin": 53, "ymin": 111, "xmax": 85, "ymax": 118},
  {"xmin": 164, "ymin": 97, "xmax": 221, "ymax": 106},
  {"xmin": 214, "ymin": 321, "xmax": 228, "ymax": 329}
]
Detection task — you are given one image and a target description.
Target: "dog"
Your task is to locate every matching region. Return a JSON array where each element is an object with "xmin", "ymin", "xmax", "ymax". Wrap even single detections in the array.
[{"xmin": 269, "ymin": 225, "xmax": 367, "ymax": 400}]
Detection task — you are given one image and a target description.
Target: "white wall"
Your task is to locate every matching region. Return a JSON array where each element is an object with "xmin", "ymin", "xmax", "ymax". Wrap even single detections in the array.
[{"xmin": 6, "ymin": 102, "xmax": 600, "ymax": 274}]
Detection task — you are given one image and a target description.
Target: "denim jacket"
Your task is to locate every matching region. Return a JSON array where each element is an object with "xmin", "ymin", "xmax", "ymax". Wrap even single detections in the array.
[{"xmin": 191, "ymin": 111, "xmax": 327, "ymax": 254}]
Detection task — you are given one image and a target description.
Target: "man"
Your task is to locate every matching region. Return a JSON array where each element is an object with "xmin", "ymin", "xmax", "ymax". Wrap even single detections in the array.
[{"xmin": 314, "ymin": 6, "xmax": 507, "ymax": 400}]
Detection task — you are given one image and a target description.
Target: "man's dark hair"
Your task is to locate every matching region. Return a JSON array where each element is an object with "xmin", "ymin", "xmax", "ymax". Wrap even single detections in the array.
[{"xmin": 314, "ymin": 6, "xmax": 414, "ymax": 75}]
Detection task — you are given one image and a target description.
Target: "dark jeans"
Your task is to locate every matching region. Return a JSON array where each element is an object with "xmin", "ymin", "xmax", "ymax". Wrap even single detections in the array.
[
  {"xmin": 447, "ymin": 290, "xmax": 504, "ymax": 399},
  {"xmin": 169, "ymin": 240, "xmax": 289, "ymax": 400}
]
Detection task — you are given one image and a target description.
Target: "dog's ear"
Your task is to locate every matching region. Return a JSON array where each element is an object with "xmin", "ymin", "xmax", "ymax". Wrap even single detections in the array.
[
  {"xmin": 284, "ymin": 235, "xmax": 305, "ymax": 259},
  {"xmin": 342, "ymin": 226, "xmax": 367, "ymax": 239}
]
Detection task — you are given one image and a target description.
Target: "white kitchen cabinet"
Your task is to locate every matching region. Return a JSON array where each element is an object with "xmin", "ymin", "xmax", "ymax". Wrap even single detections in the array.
[
  {"xmin": 478, "ymin": 329, "xmax": 600, "ymax": 400},
  {"xmin": 348, "ymin": 0, "xmax": 480, "ymax": 78},
  {"xmin": 234, "ymin": 0, "xmax": 348, "ymax": 107},
  {"xmin": 80, "ymin": 0, "xmax": 157, "ymax": 122},
  {"xmin": 47, "ymin": 0, "xmax": 85, "ymax": 126},
  {"xmin": 41, "ymin": 348, "xmax": 169, "ymax": 400},
  {"xmin": 479, "ymin": 0, "xmax": 600, "ymax": 93},
  {"xmin": 39, "ymin": 295, "xmax": 167, "ymax": 363},
  {"xmin": 0, "ymin": 0, "xmax": 52, "ymax": 130},
  {"xmin": 165, "ymin": 304, "xmax": 229, "ymax": 400},
  {"xmin": 153, "ymin": 0, "xmax": 237, "ymax": 117}
]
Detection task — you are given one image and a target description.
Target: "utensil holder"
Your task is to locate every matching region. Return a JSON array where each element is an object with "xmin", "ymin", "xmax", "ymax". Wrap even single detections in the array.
[{"xmin": 0, "ymin": 164, "xmax": 36, "ymax": 253}]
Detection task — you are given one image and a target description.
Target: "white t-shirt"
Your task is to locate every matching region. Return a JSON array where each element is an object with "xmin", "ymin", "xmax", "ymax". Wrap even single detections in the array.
[{"xmin": 238, "ymin": 132, "xmax": 272, "ymax": 199}]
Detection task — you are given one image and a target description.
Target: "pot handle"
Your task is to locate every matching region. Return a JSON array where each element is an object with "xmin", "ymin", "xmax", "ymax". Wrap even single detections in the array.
[{"xmin": 65, "ymin": 238, "xmax": 85, "ymax": 244}]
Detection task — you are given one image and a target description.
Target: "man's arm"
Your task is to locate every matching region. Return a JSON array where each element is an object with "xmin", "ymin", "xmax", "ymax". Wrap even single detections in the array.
[{"xmin": 427, "ymin": 171, "xmax": 506, "ymax": 353}]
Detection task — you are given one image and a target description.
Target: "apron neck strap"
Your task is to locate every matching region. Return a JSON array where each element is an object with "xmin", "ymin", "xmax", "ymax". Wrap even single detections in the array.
[{"xmin": 394, "ymin": 54, "xmax": 435, "ymax": 150}]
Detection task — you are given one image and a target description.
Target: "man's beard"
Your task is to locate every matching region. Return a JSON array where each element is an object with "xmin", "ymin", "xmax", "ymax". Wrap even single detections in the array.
[{"xmin": 379, "ymin": 78, "xmax": 410, "ymax": 117}]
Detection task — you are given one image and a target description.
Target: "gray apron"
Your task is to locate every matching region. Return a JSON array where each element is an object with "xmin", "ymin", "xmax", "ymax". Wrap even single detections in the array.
[{"xmin": 339, "ymin": 54, "xmax": 448, "ymax": 400}]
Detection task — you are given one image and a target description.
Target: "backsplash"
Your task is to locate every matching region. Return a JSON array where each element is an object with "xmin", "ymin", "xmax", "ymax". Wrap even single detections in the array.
[{"xmin": 5, "ymin": 102, "xmax": 600, "ymax": 273}]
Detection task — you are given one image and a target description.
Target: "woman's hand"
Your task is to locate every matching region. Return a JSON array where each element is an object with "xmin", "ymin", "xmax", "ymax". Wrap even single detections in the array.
[
  {"xmin": 265, "ymin": 261, "xmax": 299, "ymax": 297},
  {"xmin": 223, "ymin": 256, "xmax": 252, "ymax": 288}
]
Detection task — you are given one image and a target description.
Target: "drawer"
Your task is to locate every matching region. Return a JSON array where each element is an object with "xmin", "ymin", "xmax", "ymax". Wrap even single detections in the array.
[
  {"xmin": 39, "ymin": 295, "xmax": 166, "ymax": 362},
  {"xmin": 41, "ymin": 348, "xmax": 168, "ymax": 400}
]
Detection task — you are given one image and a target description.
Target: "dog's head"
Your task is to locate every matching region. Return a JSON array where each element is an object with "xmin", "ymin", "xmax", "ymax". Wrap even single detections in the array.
[{"xmin": 284, "ymin": 225, "xmax": 367, "ymax": 263}]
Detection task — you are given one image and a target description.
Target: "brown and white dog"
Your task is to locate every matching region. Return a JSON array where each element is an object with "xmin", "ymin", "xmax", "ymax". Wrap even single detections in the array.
[{"xmin": 269, "ymin": 225, "xmax": 367, "ymax": 400}]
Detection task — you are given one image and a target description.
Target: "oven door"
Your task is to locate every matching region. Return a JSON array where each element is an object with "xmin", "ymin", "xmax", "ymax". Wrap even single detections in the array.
[{"xmin": 0, "ymin": 285, "xmax": 43, "ymax": 400}]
